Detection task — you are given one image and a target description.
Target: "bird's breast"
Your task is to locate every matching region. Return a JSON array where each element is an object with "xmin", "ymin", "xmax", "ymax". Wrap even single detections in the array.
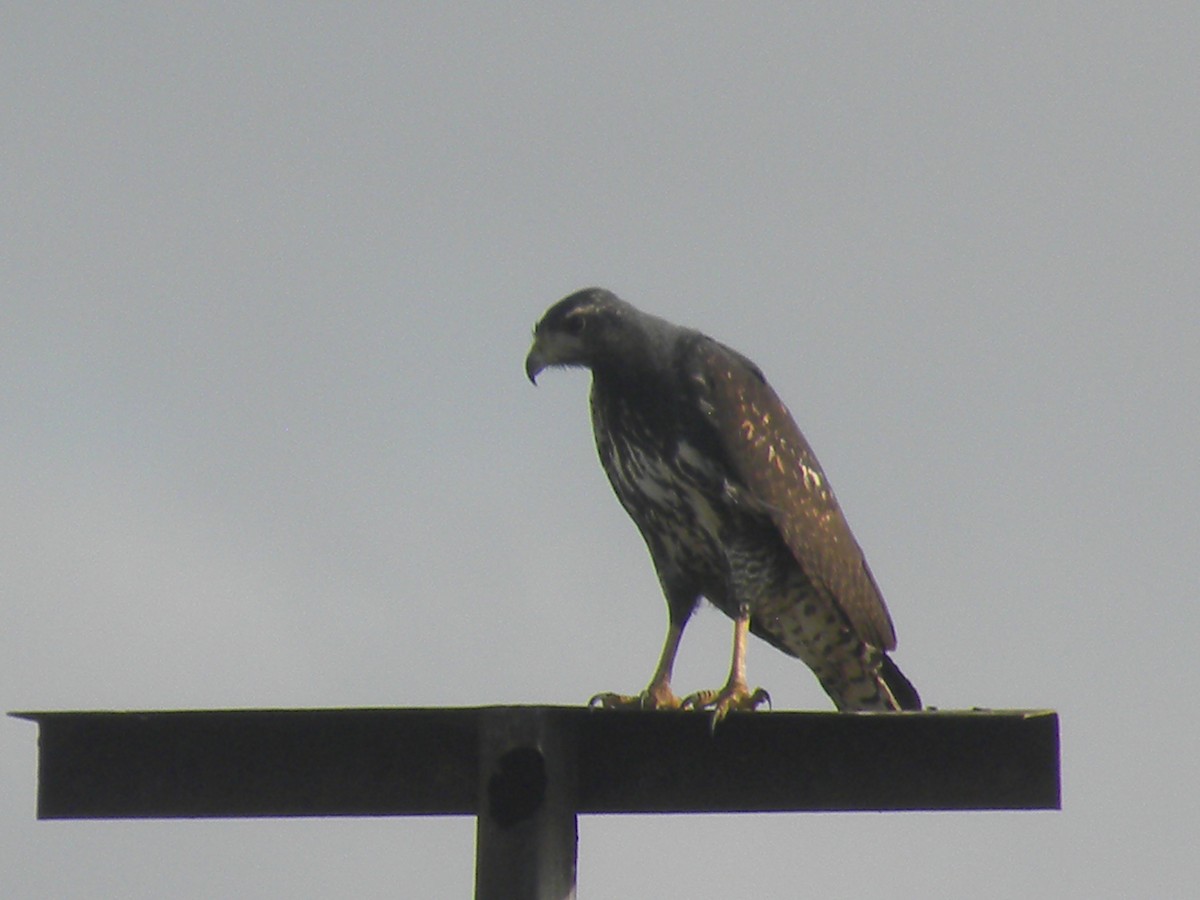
[{"xmin": 596, "ymin": 411, "xmax": 730, "ymax": 582}]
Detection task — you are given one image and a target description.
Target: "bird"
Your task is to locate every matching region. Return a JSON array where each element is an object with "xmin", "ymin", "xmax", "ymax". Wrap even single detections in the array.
[{"xmin": 525, "ymin": 287, "xmax": 920, "ymax": 723}]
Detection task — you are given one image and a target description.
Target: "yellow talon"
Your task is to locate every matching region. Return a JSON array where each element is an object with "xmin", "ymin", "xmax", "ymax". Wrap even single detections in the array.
[
  {"xmin": 682, "ymin": 684, "xmax": 771, "ymax": 730},
  {"xmin": 587, "ymin": 684, "xmax": 682, "ymax": 710}
]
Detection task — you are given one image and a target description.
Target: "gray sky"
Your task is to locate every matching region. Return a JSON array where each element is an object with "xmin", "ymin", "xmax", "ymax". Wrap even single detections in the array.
[{"xmin": 3, "ymin": 4, "xmax": 1197, "ymax": 897}]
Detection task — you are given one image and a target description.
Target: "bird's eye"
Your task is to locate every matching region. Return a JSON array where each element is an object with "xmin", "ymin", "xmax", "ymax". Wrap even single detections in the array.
[{"xmin": 564, "ymin": 314, "xmax": 588, "ymax": 336}]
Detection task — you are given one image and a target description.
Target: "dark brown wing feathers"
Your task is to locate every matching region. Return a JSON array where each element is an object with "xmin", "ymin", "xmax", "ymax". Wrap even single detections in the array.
[{"xmin": 689, "ymin": 339, "xmax": 898, "ymax": 651}]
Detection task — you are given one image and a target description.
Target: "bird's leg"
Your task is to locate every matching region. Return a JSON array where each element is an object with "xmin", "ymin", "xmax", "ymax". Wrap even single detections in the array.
[
  {"xmin": 589, "ymin": 620, "xmax": 685, "ymax": 710},
  {"xmin": 681, "ymin": 606, "xmax": 771, "ymax": 728}
]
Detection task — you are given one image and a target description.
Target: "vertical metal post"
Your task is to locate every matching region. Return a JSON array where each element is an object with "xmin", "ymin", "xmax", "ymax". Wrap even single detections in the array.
[{"xmin": 475, "ymin": 708, "xmax": 578, "ymax": 900}]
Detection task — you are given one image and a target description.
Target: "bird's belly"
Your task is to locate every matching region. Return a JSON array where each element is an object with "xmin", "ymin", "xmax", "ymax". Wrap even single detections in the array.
[{"xmin": 606, "ymin": 436, "xmax": 845, "ymax": 660}]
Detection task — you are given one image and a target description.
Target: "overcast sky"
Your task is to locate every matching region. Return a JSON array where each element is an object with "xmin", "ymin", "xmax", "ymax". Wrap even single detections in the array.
[{"xmin": 3, "ymin": 5, "xmax": 1197, "ymax": 898}]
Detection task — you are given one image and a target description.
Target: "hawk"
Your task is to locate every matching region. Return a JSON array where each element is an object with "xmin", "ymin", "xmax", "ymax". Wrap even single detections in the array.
[{"xmin": 525, "ymin": 288, "xmax": 920, "ymax": 722}]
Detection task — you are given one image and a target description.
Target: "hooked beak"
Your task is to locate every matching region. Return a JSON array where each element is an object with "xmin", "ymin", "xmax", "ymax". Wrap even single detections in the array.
[{"xmin": 524, "ymin": 343, "xmax": 547, "ymax": 385}]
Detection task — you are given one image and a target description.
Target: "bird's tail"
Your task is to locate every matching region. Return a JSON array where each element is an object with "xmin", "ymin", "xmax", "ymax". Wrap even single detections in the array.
[{"xmin": 881, "ymin": 655, "xmax": 922, "ymax": 710}]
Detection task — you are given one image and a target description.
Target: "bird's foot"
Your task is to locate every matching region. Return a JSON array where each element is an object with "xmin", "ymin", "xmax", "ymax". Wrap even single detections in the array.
[
  {"xmin": 681, "ymin": 683, "xmax": 771, "ymax": 730},
  {"xmin": 588, "ymin": 681, "xmax": 682, "ymax": 711}
]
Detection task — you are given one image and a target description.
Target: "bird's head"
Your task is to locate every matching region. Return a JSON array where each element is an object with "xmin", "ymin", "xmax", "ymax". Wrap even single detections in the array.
[{"xmin": 525, "ymin": 287, "xmax": 641, "ymax": 384}]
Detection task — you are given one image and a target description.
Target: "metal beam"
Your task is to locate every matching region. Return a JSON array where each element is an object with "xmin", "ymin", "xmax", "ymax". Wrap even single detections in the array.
[{"xmin": 11, "ymin": 706, "xmax": 1059, "ymax": 819}]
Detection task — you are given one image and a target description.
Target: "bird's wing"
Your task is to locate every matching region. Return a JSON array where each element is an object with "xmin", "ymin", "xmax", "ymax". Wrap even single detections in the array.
[{"xmin": 685, "ymin": 337, "xmax": 898, "ymax": 651}]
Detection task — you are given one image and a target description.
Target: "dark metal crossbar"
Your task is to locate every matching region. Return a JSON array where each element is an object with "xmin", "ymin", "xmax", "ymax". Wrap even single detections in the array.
[{"xmin": 13, "ymin": 706, "xmax": 1059, "ymax": 898}]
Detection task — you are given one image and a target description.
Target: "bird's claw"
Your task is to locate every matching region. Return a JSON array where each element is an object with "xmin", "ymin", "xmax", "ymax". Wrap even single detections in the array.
[
  {"xmin": 588, "ymin": 686, "xmax": 682, "ymax": 710},
  {"xmin": 682, "ymin": 685, "xmax": 771, "ymax": 730},
  {"xmin": 588, "ymin": 691, "xmax": 637, "ymax": 709}
]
